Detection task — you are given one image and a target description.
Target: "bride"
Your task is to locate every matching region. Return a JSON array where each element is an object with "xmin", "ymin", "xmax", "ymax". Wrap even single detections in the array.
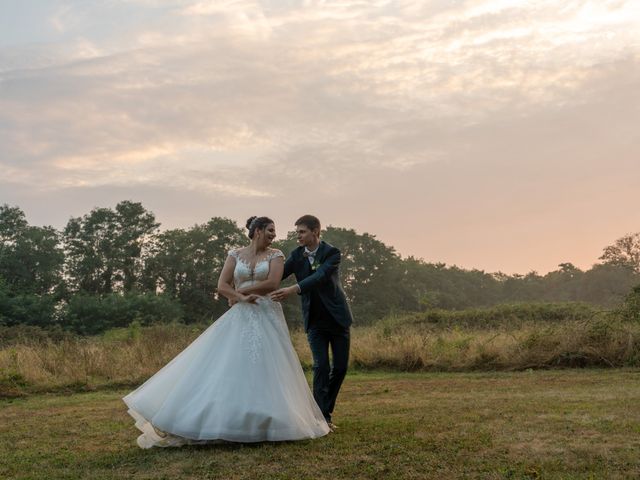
[{"xmin": 123, "ymin": 216, "xmax": 330, "ymax": 448}]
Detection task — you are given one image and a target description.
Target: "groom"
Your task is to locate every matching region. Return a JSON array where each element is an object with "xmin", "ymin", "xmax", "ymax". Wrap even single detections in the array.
[{"xmin": 270, "ymin": 215, "xmax": 353, "ymax": 429}]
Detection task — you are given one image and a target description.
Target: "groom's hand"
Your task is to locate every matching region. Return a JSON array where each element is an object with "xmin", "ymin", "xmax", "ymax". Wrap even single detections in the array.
[{"xmin": 270, "ymin": 285, "xmax": 299, "ymax": 302}]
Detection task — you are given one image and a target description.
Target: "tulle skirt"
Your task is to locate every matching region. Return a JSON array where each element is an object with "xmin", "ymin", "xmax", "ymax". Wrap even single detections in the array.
[{"xmin": 123, "ymin": 297, "xmax": 329, "ymax": 448}]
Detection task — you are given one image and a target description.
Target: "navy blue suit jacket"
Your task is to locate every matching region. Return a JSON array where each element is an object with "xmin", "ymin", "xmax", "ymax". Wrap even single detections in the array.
[{"xmin": 283, "ymin": 241, "xmax": 353, "ymax": 332}]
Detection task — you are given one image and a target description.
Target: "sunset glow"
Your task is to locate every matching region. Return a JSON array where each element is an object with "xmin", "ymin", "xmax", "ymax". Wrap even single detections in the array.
[{"xmin": 1, "ymin": 0, "xmax": 639, "ymax": 273}]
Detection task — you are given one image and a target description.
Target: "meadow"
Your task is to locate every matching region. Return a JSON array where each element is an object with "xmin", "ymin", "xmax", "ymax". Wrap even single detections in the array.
[
  {"xmin": 1, "ymin": 370, "xmax": 639, "ymax": 479},
  {"xmin": 1, "ymin": 303, "xmax": 639, "ymax": 479},
  {"xmin": 1, "ymin": 303, "xmax": 638, "ymax": 397}
]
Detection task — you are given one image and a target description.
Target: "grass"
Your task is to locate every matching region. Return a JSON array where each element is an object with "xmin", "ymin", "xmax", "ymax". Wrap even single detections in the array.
[
  {"xmin": 1, "ymin": 370, "xmax": 639, "ymax": 479},
  {"xmin": 2, "ymin": 313, "xmax": 640, "ymax": 397}
]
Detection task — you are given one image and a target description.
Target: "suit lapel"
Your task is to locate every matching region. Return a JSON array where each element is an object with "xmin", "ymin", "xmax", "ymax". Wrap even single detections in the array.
[{"xmin": 299, "ymin": 247, "xmax": 312, "ymax": 277}]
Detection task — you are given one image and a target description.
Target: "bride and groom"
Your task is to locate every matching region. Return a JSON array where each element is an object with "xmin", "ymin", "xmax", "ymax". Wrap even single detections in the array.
[{"xmin": 123, "ymin": 215, "xmax": 353, "ymax": 448}]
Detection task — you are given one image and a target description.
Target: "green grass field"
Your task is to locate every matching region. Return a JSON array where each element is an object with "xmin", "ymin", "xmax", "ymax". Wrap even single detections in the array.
[{"xmin": 1, "ymin": 370, "xmax": 639, "ymax": 479}]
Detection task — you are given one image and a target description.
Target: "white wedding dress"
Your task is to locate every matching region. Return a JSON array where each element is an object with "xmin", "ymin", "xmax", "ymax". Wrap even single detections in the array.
[{"xmin": 123, "ymin": 248, "xmax": 330, "ymax": 448}]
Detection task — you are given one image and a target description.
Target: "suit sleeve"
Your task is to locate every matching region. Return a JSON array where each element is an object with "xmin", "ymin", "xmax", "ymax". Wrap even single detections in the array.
[
  {"xmin": 282, "ymin": 252, "xmax": 295, "ymax": 280},
  {"xmin": 297, "ymin": 247, "xmax": 341, "ymax": 295}
]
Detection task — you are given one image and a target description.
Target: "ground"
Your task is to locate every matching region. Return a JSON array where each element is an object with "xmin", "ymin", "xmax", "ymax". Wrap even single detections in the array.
[{"xmin": 1, "ymin": 370, "xmax": 639, "ymax": 479}]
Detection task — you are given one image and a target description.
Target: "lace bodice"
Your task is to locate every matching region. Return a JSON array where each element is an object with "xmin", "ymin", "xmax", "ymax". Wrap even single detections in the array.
[{"xmin": 229, "ymin": 248, "xmax": 285, "ymax": 290}]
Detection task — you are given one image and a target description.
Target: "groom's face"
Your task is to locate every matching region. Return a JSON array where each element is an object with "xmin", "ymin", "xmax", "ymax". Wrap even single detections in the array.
[{"xmin": 296, "ymin": 225, "xmax": 319, "ymax": 248}]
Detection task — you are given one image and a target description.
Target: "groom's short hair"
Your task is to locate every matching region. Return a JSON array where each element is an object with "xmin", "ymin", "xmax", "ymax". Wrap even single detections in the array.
[{"xmin": 295, "ymin": 215, "xmax": 321, "ymax": 232}]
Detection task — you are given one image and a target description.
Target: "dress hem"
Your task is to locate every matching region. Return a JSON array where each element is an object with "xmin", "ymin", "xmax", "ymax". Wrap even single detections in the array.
[{"xmin": 125, "ymin": 406, "xmax": 330, "ymax": 449}]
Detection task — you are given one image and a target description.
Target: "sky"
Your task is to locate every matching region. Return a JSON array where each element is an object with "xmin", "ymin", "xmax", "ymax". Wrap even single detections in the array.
[{"xmin": 1, "ymin": 0, "xmax": 639, "ymax": 275}]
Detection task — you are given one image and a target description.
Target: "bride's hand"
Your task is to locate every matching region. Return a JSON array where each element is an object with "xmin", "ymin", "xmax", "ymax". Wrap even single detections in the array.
[{"xmin": 239, "ymin": 294, "xmax": 260, "ymax": 304}]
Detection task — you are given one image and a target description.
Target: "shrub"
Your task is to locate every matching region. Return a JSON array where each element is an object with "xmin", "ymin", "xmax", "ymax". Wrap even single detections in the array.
[
  {"xmin": 0, "ymin": 287, "xmax": 58, "ymax": 328},
  {"xmin": 620, "ymin": 284, "xmax": 640, "ymax": 322},
  {"xmin": 394, "ymin": 302, "xmax": 600, "ymax": 330},
  {"xmin": 63, "ymin": 293, "xmax": 184, "ymax": 335}
]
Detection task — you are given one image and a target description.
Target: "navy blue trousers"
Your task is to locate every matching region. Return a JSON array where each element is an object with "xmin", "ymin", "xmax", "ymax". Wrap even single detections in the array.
[{"xmin": 306, "ymin": 325, "xmax": 350, "ymax": 423}]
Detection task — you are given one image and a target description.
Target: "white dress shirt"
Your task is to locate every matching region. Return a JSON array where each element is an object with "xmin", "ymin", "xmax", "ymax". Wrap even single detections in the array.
[{"xmin": 295, "ymin": 245, "xmax": 320, "ymax": 293}]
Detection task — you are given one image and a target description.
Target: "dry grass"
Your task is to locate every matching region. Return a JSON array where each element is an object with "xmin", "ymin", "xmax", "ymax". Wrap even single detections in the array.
[
  {"xmin": 2, "ymin": 314, "xmax": 640, "ymax": 397},
  {"xmin": 0, "ymin": 324, "xmax": 200, "ymax": 396},
  {"xmin": 345, "ymin": 318, "xmax": 640, "ymax": 371}
]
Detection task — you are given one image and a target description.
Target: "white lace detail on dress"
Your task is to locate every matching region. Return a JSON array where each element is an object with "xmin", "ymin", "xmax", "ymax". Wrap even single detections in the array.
[
  {"xmin": 229, "ymin": 249, "xmax": 284, "ymax": 289},
  {"xmin": 266, "ymin": 249, "xmax": 285, "ymax": 262},
  {"xmin": 229, "ymin": 248, "xmax": 285, "ymax": 363},
  {"xmin": 242, "ymin": 306, "xmax": 262, "ymax": 364}
]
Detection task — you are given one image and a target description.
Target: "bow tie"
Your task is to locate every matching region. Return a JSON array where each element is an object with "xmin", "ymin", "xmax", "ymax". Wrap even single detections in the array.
[{"xmin": 303, "ymin": 250, "xmax": 317, "ymax": 258}]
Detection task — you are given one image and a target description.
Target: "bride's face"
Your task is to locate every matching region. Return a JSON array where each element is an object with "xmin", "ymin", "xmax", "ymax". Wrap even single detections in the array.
[{"xmin": 256, "ymin": 223, "xmax": 276, "ymax": 246}]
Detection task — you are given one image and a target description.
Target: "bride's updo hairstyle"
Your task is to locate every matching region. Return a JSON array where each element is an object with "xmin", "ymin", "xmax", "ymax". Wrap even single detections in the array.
[{"xmin": 246, "ymin": 216, "xmax": 274, "ymax": 239}]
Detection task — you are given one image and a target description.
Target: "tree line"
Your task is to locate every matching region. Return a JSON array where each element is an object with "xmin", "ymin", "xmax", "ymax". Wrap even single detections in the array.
[{"xmin": 1, "ymin": 201, "xmax": 639, "ymax": 334}]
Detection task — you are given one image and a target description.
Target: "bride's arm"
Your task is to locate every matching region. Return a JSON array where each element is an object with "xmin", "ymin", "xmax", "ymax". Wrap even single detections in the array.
[
  {"xmin": 217, "ymin": 256, "xmax": 253, "ymax": 302},
  {"xmin": 236, "ymin": 256, "xmax": 284, "ymax": 296}
]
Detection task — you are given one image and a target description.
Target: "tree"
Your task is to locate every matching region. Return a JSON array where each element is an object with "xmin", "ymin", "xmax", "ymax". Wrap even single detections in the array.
[
  {"xmin": 539, "ymin": 263, "xmax": 584, "ymax": 302},
  {"xmin": 0, "ymin": 205, "xmax": 63, "ymax": 327},
  {"xmin": 578, "ymin": 264, "xmax": 639, "ymax": 307},
  {"xmin": 319, "ymin": 227, "xmax": 411, "ymax": 322},
  {"xmin": 145, "ymin": 217, "xmax": 245, "ymax": 322},
  {"xmin": 0, "ymin": 205, "xmax": 64, "ymax": 295},
  {"xmin": 620, "ymin": 284, "xmax": 640, "ymax": 321},
  {"xmin": 63, "ymin": 201, "xmax": 159, "ymax": 294},
  {"xmin": 599, "ymin": 232, "xmax": 640, "ymax": 273},
  {"xmin": 0, "ymin": 204, "xmax": 28, "ymax": 245},
  {"xmin": 402, "ymin": 259, "xmax": 502, "ymax": 310},
  {"xmin": 114, "ymin": 201, "xmax": 159, "ymax": 292}
]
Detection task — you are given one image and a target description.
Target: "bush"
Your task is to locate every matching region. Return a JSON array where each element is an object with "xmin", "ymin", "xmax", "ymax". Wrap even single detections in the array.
[
  {"xmin": 391, "ymin": 302, "xmax": 601, "ymax": 330},
  {"xmin": 0, "ymin": 285, "xmax": 58, "ymax": 328},
  {"xmin": 620, "ymin": 284, "xmax": 640, "ymax": 322},
  {"xmin": 63, "ymin": 293, "xmax": 184, "ymax": 335}
]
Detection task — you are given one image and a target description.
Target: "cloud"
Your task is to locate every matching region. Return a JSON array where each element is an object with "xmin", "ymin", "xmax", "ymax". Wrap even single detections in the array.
[{"xmin": 1, "ymin": 0, "xmax": 639, "ymax": 272}]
